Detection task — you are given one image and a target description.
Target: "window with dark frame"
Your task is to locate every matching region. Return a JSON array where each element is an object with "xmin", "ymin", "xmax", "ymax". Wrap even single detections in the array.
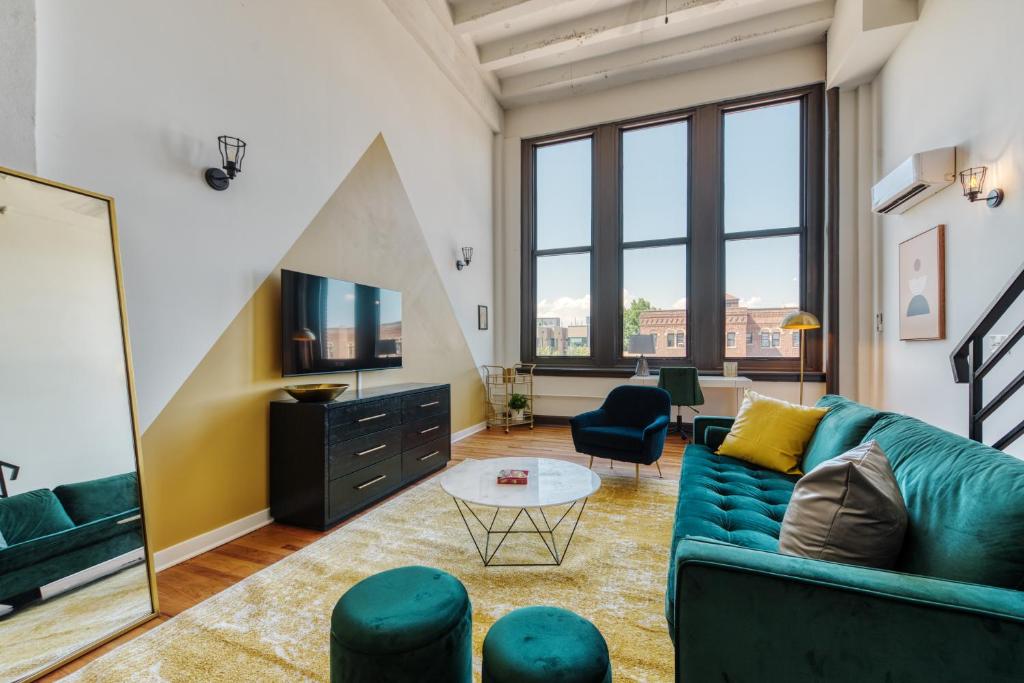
[
  {"xmin": 521, "ymin": 84, "xmax": 825, "ymax": 379},
  {"xmin": 532, "ymin": 137, "xmax": 593, "ymax": 359}
]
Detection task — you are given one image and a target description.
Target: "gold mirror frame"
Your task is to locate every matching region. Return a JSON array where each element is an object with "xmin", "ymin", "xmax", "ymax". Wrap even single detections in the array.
[{"xmin": 0, "ymin": 166, "xmax": 159, "ymax": 682}]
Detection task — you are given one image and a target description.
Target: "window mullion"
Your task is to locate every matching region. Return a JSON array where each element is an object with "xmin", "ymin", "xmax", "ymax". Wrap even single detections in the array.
[
  {"xmin": 621, "ymin": 237, "xmax": 687, "ymax": 250},
  {"xmin": 689, "ymin": 103, "xmax": 723, "ymax": 372},
  {"xmin": 592, "ymin": 124, "xmax": 620, "ymax": 367}
]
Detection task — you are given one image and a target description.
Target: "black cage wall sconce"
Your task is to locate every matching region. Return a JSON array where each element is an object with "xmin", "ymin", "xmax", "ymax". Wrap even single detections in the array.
[
  {"xmin": 456, "ymin": 246, "xmax": 474, "ymax": 271},
  {"xmin": 205, "ymin": 135, "xmax": 247, "ymax": 191},
  {"xmin": 959, "ymin": 166, "xmax": 1004, "ymax": 207}
]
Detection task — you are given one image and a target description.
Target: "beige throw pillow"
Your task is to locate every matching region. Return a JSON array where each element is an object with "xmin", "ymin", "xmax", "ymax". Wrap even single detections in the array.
[{"xmin": 778, "ymin": 440, "xmax": 907, "ymax": 568}]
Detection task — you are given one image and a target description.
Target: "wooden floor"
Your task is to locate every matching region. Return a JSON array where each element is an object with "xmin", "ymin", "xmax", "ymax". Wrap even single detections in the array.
[{"xmin": 43, "ymin": 424, "xmax": 686, "ymax": 679}]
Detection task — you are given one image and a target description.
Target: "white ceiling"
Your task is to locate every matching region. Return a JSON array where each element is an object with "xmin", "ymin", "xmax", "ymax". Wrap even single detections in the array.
[{"xmin": 417, "ymin": 0, "xmax": 834, "ymax": 110}]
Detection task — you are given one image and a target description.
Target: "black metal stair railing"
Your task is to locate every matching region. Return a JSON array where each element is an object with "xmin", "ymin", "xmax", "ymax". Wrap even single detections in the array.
[{"xmin": 950, "ymin": 262, "xmax": 1024, "ymax": 449}]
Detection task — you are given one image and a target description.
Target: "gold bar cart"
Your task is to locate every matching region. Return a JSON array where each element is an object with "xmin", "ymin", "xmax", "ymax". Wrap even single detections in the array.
[{"xmin": 484, "ymin": 364, "xmax": 536, "ymax": 433}]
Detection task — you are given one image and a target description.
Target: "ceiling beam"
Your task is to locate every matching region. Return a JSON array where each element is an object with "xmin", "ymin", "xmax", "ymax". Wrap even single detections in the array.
[
  {"xmin": 499, "ymin": 1, "xmax": 832, "ymax": 105},
  {"xmin": 450, "ymin": 0, "xmax": 566, "ymax": 35},
  {"xmin": 380, "ymin": 0, "xmax": 504, "ymax": 132},
  {"xmin": 477, "ymin": 0, "xmax": 790, "ymax": 72}
]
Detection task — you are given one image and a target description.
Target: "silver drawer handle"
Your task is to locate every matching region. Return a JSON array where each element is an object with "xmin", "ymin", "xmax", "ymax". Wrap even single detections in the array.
[
  {"xmin": 420, "ymin": 425, "xmax": 440, "ymax": 434},
  {"xmin": 355, "ymin": 474, "xmax": 387, "ymax": 490},
  {"xmin": 117, "ymin": 514, "xmax": 142, "ymax": 525},
  {"xmin": 358, "ymin": 413, "xmax": 387, "ymax": 423},
  {"xmin": 419, "ymin": 400, "xmax": 440, "ymax": 408},
  {"xmin": 356, "ymin": 443, "xmax": 387, "ymax": 456},
  {"xmin": 418, "ymin": 450, "xmax": 440, "ymax": 462}
]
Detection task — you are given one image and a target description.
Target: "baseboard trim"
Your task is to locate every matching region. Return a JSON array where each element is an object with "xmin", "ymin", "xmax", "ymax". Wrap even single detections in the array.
[
  {"xmin": 41, "ymin": 548, "xmax": 146, "ymax": 599},
  {"xmin": 153, "ymin": 508, "xmax": 273, "ymax": 572},
  {"xmin": 534, "ymin": 415, "xmax": 571, "ymax": 425},
  {"xmin": 451, "ymin": 421, "xmax": 486, "ymax": 443}
]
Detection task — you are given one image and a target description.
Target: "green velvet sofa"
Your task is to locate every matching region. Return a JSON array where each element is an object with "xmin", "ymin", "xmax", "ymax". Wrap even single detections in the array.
[
  {"xmin": 0, "ymin": 472, "xmax": 144, "ymax": 609},
  {"xmin": 667, "ymin": 395, "xmax": 1024, "ymax": 682}
]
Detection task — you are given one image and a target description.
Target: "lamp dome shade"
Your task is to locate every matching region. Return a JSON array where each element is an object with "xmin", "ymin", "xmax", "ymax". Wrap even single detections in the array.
[{"xmin": 780, "ymin": 311, "xmax": 821, "ymax": 330}]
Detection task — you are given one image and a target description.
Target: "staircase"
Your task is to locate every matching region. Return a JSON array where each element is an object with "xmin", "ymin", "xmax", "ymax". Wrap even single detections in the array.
[{"xmin": 950, "ymin": 263, "xmax": 1024, "ymax": 450}]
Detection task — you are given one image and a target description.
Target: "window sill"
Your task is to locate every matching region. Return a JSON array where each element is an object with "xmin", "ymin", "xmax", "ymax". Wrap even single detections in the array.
[
  {"xmin": 531, "ymin": 365, "xmax": 826, "ymax": 383},
  {"xmin": 532, "ymin": 366, "xmax": 635, "ymax": 378}
]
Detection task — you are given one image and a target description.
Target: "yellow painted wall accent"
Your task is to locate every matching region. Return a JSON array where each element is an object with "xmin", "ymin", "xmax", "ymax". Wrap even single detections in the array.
[{"xmin": 140, "ymin": 137, "xmax": 486, "ymax": 551}]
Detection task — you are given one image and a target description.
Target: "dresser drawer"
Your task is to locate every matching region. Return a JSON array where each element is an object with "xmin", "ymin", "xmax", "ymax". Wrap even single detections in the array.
[
  {"xmin": 328, "ymin": 454, "xmax": 402, "ymax": 521},
  {"xmin": 402, "ymin": 437, "xmax": 450, "ymax": 483},
  {"xmin": 402, "ymin": 388, "xmax": 450, "ymax": 421},
  {"xmin": 403, "ymin": 413, "xmax": 450, "ymax": 451},
  {"xmin": 328, "ymin": 398, "xmax": 401, "ymax": 442},
  {"xmin": 328, "ymin": 426, "xmax": 402, "ymax": 481}
]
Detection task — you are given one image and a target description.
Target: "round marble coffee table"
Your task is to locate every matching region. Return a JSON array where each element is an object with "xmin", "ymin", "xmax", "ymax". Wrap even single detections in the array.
[{"xmin": 440, "ymin": 457, "xmax": 600, "ymax": 567}]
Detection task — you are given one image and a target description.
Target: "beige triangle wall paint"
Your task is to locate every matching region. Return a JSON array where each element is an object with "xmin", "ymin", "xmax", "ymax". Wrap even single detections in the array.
[{"xmin": 140, "ymin": 136, "xmax": 485, "ymax": 552}]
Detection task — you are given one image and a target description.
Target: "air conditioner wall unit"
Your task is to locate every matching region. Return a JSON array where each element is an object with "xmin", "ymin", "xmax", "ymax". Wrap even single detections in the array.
[{"xmin": 871, "ymin": 147, "xmax": 955, "ymax": 215}]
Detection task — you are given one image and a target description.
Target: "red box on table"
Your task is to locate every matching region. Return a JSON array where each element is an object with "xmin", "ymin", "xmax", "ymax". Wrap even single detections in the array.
[{"xmin": 497, "ymin": 469, "xmax": 529, "ymax": 485}]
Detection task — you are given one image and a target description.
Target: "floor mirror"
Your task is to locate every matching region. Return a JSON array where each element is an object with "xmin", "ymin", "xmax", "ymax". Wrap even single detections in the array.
[{"xmin": 0, "ymin": 167, "xmax": 158, "ymax": 682}]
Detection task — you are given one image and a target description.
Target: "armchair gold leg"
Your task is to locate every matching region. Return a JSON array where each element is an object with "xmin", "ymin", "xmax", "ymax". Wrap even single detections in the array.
[
  {"xmin": 656, "ymin": 461, "xmax": 663, "ymax": 478},
  {"xmin": 588, "ymin": 456, "xmax": 593, "ymax": 470},
  {"xmin": 635, "ymin": 463, "xmax": 640, "ymax": 487}
]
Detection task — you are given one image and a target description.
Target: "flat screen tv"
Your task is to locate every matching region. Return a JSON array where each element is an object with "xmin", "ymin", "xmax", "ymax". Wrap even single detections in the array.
[{"xmin": 281, "ymin": 269, "xmax": 402, "ymax": 376}]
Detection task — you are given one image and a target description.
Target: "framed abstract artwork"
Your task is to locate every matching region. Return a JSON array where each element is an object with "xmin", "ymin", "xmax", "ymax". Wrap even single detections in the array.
[{"xmin": 899, "ymin": 224, "xmax": 945, "ymax": 341}]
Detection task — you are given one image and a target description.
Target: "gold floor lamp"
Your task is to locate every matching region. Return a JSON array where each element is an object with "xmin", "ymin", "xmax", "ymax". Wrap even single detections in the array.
[{"xmin": 780, "ymin": 311, "xmax": 821, "ymax": 405}]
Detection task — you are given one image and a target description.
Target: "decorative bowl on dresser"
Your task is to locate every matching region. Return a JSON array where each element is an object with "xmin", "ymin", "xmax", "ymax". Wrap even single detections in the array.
[
  {"xmin": 282, "ymin": 383, "xmax": 350, "ymax": 403},
  {"xmin": 270, "ymin": 383, "xmax": 451, "ymax": 530}
]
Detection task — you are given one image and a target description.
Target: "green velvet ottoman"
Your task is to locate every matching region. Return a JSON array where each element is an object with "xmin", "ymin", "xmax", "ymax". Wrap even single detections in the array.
[
  {"xmin": 330, "ymin": 566, "xmax": 472, "ymax": 683},
  {"xmin": 482, "ymin": 606, "xmax": 612, "ymax": 683}
]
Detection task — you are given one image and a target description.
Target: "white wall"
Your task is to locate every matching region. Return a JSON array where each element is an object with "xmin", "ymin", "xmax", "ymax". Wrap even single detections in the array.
[
  {"xmin": 501, "ymin": 44, "xmax": 828, "ymax": 415},
  {"xmin": 873, "ymin": 0, "xmax": 1024, "ymax": 452},
  {"xmin": 0, "ymin": 0, "xmax": 36, "ymax": 173},
  {"xmin": 33, "ymin": 0, "xmax": 497, "ymax": 430}
]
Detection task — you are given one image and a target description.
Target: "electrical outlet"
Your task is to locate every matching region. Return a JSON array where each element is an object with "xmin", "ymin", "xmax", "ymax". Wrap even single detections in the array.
[{"xmin": 875, "ymin": 313, "xmax": 884, "ymax": 333}]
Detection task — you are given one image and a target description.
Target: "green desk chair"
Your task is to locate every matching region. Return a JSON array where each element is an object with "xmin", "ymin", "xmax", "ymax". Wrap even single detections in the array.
[{"xmin": 658, "ymin": 367, "xmax": 704, "ymax": 440}]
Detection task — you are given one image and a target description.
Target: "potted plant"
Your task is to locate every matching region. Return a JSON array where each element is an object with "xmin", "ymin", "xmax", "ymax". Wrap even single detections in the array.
[{"xmin": 508, "ymin": 393, "xmax": 529, "ymax": 421}]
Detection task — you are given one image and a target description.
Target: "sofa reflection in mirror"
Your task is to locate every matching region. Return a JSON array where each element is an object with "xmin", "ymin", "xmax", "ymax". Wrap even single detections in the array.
[{"xmin": 0, "ymin": 472, "xmax": 144, "ymax": 615}]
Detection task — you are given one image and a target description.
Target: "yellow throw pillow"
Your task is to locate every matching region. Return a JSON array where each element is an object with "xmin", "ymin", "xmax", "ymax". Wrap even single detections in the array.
[{"xmin": 717, "ymin": 390, "xmax": 828, "ymax": 475}]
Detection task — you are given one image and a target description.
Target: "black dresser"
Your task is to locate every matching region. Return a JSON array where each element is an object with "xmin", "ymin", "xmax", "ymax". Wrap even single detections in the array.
[{"xmin": 270, "ymin": 383, "xmax": 451, "ymax": 530}]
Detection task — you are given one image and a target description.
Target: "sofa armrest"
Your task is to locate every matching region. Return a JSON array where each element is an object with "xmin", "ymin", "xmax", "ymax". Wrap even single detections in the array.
[
  {"xmin": 703, "ymin": 426, "xmax": 730, "ymax": 451},
  {"xmin": 691, "ymin": 416, "xmax": 734, "ymax": 446},
  {"xmin": 672, "ymin": 539, "xmax": 1024, "ymax": 682},
  {"xmin": 569, "ymin": 409, "xmax": 607, "ymax": 431}
]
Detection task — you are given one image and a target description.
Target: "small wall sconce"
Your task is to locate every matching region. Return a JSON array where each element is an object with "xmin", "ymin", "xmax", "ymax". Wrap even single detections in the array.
[
  {"xmin": 456, "ymin": 246, "xmax": 474, "ymax": 271},
  {"xmin": 205, "ymin": 135, "xmax": 247, "ymax": 191},
  {"xmin": 959, "ymin": 166, "xmax": 1004, "ymax": 207}
]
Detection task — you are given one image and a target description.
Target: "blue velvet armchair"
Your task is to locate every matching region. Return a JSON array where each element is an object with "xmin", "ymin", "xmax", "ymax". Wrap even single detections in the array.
[{"xmin": 570, "ymin": 385, "xmax": 671, "ymax": 484}]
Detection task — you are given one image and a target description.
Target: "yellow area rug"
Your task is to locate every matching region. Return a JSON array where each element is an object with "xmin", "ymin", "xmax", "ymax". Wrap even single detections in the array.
[
  {"xmin": 67, "ymin": 463, "xmax": 678, "ymax": 682},
  {"xmin": 0, "ymin": 564, "xmax": 152, "ymax": 682}
]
